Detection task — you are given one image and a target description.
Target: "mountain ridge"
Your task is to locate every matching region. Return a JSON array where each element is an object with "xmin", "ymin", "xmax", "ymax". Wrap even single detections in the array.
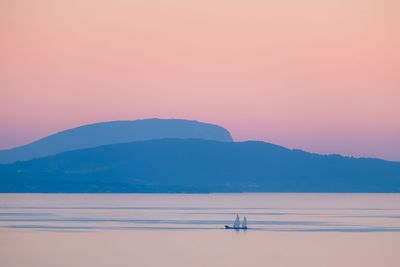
[{"xmin": 1, "ymin": 138, "xmax": 399, "ymax": 193}]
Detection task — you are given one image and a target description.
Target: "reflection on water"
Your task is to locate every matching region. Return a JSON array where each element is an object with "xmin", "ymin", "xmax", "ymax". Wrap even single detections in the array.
[{"xmin": 1, "ymin": 193, "xmax": 400, "ymax": 232}]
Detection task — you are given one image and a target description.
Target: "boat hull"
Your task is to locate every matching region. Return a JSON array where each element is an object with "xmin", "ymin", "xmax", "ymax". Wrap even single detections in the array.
[{"xmin": 224, "ymin": 225, "xmax": 248, "ymax": 230}]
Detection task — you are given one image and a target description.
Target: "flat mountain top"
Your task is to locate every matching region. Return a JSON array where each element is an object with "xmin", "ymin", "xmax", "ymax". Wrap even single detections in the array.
[{"xmin": 0, "ymin": 118, "xmax": 233, "ymax": 163}]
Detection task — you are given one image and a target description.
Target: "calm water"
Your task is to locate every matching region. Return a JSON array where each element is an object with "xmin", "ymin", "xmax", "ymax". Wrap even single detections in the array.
[
  {"xmin": 1, "ymin": 193, "xmax": 400, "ymax": 232},
  {"xmin": 1, "ymin": 193, "xmax": 400, "ymax": 267}
]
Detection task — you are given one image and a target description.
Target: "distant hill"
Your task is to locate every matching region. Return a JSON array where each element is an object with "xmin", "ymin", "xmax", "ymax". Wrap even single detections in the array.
[
  {"xmin": 1, "ymin": 139, "xmax": 399, "ymax": 193},
  {"xmin": 0, "ymin": 119, "xmax": 233, "ymax": 163}
]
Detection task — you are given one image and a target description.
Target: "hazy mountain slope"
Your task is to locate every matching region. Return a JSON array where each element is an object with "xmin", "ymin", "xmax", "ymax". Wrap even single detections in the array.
[
  {"xmin": 1, "ymin": 139, "xmax": 399, "ymax": 193},
  {"xmin": 0, "ymin": 119, "xmax": 233, "ymax": 163}
]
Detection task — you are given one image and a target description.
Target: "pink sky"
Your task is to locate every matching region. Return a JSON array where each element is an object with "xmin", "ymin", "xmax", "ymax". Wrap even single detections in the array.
[{"xmin": 1, "ymin": 0, "xmax": 399, "ymax": 161}]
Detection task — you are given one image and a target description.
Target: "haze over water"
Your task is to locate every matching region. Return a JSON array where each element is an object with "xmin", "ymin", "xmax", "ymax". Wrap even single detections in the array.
[
  {"xmin": 1, "ymin": 193, "xmax": 400, "ymax": 267},
  {"xmin": 2, "ymin": 0, "xmax": 399, "ymax": 266}
]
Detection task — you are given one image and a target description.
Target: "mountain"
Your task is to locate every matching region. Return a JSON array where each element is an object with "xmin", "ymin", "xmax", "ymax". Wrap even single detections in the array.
[
  {"xmin": 0, "ymin": 119, "xmax": 233, "ymax": 164},
  {"xmin": 1, "ymin": 139, "xmax": 399, "ymax": 193}
]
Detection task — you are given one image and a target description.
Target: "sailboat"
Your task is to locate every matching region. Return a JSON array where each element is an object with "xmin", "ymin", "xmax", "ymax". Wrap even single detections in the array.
[{"xmin": 225, "ymin": 214, "xmax": 248, "ymax": 230}]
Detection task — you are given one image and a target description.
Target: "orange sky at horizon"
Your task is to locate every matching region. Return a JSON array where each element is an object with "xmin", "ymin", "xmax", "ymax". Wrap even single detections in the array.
[{"xmin": 1, "ymin": 0, "xmax": 399, "ymax": 160}]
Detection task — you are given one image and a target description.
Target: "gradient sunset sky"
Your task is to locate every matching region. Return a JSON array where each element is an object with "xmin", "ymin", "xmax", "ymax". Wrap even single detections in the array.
[{"xmin": 1, "ymin": 0, "xmax": 399, "ymax": 160}]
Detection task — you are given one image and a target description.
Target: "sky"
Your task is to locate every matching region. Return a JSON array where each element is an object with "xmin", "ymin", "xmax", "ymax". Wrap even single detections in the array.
[{"xmin": 1, "ymin": 0, "xmax": 399, "ymax": 161}]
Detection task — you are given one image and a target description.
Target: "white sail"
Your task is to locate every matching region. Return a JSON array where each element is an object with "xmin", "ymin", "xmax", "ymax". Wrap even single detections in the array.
[
  {"xmin": 242, "ymin": 216, "xmax": 247, "ymax": 228},
  {"xmin": 233, "ymin": 214, "xmax": 240, "ymax": 228}
]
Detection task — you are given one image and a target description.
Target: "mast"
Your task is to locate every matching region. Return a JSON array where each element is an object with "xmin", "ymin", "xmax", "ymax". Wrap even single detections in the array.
[
  {"xmin": 233, "ymin": 214, "xmax": 240, "ymax": 228},
  {"xmin": 242, "ymin": 216, "xmax": 247, "ymax": 228}
]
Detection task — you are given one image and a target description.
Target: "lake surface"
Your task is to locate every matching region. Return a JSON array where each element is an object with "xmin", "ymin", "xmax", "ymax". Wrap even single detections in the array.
[{"xmin": 1, "ymin": 193, "xmax": 400, "ymax": 267}]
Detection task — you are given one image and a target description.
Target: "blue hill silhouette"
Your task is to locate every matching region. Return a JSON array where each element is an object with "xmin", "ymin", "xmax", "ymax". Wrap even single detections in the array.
[
  {"xmin": 1, "ymin": 139, "xmax": 399, "ymax": 193},
  {"xmin": 0, "ymin": 119, "xmax": 232, "ymax": 164}
]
